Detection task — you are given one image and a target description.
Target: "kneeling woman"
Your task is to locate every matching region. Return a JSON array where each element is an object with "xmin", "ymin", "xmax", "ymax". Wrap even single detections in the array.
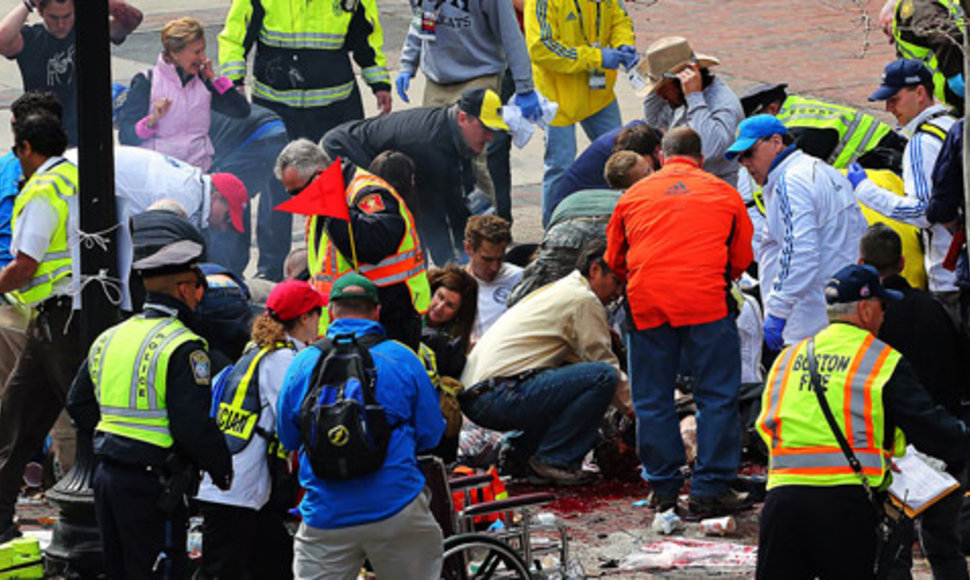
[{"xmin": 195, "ymin": 280, "xmax": 324, "ymax": 579}]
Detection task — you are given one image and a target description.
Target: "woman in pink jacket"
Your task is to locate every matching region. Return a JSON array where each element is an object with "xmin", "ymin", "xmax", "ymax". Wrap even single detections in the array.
[{"xmin": 117, "ymin": 17, "xmax": 249, "ymax": 171}]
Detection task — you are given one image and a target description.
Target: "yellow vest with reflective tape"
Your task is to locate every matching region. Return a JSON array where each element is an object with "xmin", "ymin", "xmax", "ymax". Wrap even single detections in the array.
[
  {"xmin": 88, "ymin": 315, "xmax": 205, "ymax": 448},
  {"xmin": 776, "ymin": 95, "xmax": 893, "ymax": 169},
  {"xmin": 10, "ymin": 160, "xmax": 78, "ymax": 305},
  {"xmin": 218, "ymin": 0, "xmax": 389, "ymax": 106},
  {"xmin": 307, "ymin": 172, "xmax": 430, "ymax": 332},
  {"xmin": 893, "ymin": 0, "xmax": 964, "ymax": 105},
  {"xmin": 757, "ymin": 323, "xmax": 905, "ymax": 490}
]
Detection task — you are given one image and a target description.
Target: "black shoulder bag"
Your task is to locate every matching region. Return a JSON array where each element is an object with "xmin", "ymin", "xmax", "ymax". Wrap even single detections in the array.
[{"xmin": 806, "ymin": 338, "xmax": 908, "ymax": 580}]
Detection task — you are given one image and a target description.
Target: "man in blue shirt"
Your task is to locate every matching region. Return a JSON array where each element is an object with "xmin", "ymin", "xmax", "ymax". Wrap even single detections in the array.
[{"xmin": 277, "ymin": 272, "xmax": 445, "ymax": 579}]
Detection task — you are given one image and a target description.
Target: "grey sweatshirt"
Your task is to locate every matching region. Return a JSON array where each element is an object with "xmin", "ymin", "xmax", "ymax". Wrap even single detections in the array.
[{"xmin": 400, "ymin": 0, "xmax": 534, "ymax": 93}]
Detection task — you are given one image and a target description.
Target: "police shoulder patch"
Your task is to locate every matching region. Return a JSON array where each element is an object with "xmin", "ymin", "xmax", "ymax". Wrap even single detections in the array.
[
  {"xmin": 357, "ymin": 193, "xmax": 386, "ymax": 215},
  {"xmin": 899, "ymin": 0, "xmax": 914, "ymax": 19},
  {"xmin": 189, "ymin": 350, "xmax": 210, "ymax": 385}
]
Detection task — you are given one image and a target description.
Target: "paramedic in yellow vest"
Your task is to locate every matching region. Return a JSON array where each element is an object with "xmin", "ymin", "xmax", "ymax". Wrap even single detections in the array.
[
  {"xmin": 0, "ymin": 112, "xmax": 81, "ymax": 543},
  {"xmin": 67, "ymin": 210, "xmax": 232, "ymax": 580},
  {"xmin": 218, "ymin": 0, "xmax": 392, "ymax": 144},
  {"xmin": 880, "ymin": 0, "xmax": 965, "ymax": 113},
  {"xmin": 739, "ymin": 82, "xmax": 908, "ymax": 172},
  {"xmin": 755, "ymin": 264, "xmax": 970, "ymax": 579},
  {"xmin": 275, "ymin": 138, "xmax": 429, "ymax": 351}
]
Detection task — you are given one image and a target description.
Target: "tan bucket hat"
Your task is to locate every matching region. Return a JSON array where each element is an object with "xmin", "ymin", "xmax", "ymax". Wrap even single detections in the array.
[{"xmin": 634, "ymin": 36, "xmax": 720, "ymax": 98}]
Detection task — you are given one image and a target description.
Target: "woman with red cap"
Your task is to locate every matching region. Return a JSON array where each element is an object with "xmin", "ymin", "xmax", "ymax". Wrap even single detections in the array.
[{"xmin": 195, "ymin": 280, "xmax": 324, "ymax": 579}]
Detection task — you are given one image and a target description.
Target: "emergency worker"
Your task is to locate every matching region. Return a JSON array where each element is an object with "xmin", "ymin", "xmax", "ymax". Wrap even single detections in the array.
[
  {"xmin": 739, "ymin": 82, "xmax": 906, "ymax": 172},
  {"xmin": 275, "ymin": 139, "xmax": 429, "ymax": 350},
  {"xmin": 880, "ymin": 0, "xmax": 964, "ymax": 112},
  {"xmin": 755, "ymin": 264, "xmax": 970, "ymax": 579},
  {"xmin": 195, "ymin": 280, "xmax": 324, "ymax": 580},
  {"xmin": 0, "ymin": 112, "xmax": 80, "ymax": 542},
  {"xmin": 66, "ymin": 210, "xmax": 232, "ymax": 579},
  {"xmin": 218, "ymin": 0, "xmax": 391, "ymax": 143}
]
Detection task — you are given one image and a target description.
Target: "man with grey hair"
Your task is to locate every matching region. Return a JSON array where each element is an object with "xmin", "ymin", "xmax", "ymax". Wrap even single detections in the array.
[
  {"xmin": 755, "ymin": 263, "xmax": 970, "ymax": 578},
  {"xmin": 275, "ymin": 138, "xmax": 430, "ymax": 350}
]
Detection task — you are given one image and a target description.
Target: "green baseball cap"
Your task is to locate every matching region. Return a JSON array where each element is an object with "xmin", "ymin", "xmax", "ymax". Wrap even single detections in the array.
[{"xmin": 329, "ymin": 272, "xmax": 380, "ymax": 304}]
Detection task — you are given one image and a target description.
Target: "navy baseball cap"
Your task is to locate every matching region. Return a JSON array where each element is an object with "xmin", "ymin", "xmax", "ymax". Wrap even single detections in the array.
[
  {"xmin": 868, "ymin": 59, "xmax": 934, "ymax": 101},
  {"xmin": 824, "ymin": 264, "xmax": 903, "ymax": 304},
  {"xmin": 724, "ymin": 115, "xmax": 789, "ymax": 160}
]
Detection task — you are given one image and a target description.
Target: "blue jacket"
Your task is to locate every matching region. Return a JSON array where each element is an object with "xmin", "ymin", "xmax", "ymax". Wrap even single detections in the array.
[
  {"xmin": 277, "ymin": 317, "xmax": 444, "ymax": 529},
  {"xmin": 0, "ymin": 153, "xmax": 23, "ymax": 267}
]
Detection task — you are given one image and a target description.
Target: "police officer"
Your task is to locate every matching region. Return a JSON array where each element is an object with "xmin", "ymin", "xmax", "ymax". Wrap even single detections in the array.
[
  {"xmin": 67, "ymin": 210, "xmax": 232, "ymax": 580},
  {"xmin": 275, "ymin": 139, "xmax": 429, "ymax": 350},
  {"xmin": 739, "ymin": 82, "xmax": 907, "ymax": 172},
  {"xmin": 0, "ymin": 112, "xmax": 80, "ymax": 542},
  {"xmin": 755, "ymin": 264, "xmax": 970, "ymax": 578}
]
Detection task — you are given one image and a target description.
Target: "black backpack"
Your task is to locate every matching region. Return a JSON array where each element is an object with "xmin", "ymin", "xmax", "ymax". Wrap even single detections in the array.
[{"xmin": 298, "ymin": 333, "xmax": 392, "ymax": 480}]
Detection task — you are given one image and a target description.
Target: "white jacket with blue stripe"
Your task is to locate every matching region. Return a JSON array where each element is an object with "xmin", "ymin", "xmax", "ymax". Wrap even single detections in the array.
[
  {"xmin": 854, "ymin": 104, "xmax": 957, "ymax": 293},
  {"xmin": 759, "ymin": 148, "xmax": 868, "ymax": 346}
]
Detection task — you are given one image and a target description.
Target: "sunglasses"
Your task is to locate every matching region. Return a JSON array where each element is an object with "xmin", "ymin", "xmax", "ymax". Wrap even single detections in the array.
[
  {"xmin": 287, "ymin": 171, "xmax": 320, "ymax": 197},
  {"xmin": 737, "ymin": 138, "xmax": 765, "ymax": 162}
]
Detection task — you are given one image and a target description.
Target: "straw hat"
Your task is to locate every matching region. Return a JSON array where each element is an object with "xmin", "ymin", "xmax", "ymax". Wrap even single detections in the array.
[{"xmin": 635, "ymin": 36, "xmax": 720, "ymax": 98}]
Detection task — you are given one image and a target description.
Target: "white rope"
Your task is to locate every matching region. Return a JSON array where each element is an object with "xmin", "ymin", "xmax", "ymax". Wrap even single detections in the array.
[
  {"xmin": 61, "ymin": 267, "xmax": 125, "ymax": 335},
  {"xmin": 76, "ymin": 222, "xmax": 123, "ymax": 253}
]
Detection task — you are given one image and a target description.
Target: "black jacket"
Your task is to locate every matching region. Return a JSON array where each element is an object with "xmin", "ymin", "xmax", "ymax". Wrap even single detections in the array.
[
  {"xmin": 322, "ymin": 105, "xmax": 475, "ymax": 264},
  {"xmin": 878, "ymin": 275, "xmax": 967, "ymax": 416},
  {"xmin": 67, "ymin": 293, "xmax": 232, "ymax": 486}
]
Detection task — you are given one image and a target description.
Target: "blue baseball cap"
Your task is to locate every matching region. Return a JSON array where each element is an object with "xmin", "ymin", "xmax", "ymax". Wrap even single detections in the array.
[
  {"xmin": 868, "ymin": 59, "xmax": 934, "ymax": 101},
  {"xmin": 724, "ymin": 115, "xmax": 788, "ymax": 160},
  {"xmin": 824, "ymin": 264, "xmax": 903, "ymax": 304}
]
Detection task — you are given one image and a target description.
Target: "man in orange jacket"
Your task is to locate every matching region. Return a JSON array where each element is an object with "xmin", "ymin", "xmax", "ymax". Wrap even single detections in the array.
[{"xmin": 605, "ymin": 126, "xmax": 754, "ymax": 517}]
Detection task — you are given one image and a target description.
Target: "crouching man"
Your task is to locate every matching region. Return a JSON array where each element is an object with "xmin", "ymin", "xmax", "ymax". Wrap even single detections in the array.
[{"xmin": 460, "ymin": 240, "xmax": 630, "ymax": 486}]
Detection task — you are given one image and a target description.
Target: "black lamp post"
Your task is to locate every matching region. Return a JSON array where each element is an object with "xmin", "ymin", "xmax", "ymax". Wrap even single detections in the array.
[{"xmin": 43, "ymin": 0, "xmax": 118, "ymax": 575}]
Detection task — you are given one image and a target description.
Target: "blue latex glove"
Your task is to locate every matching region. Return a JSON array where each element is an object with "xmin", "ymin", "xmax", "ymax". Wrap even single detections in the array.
[
  {"xmin": 516, "ymin": 89, "xmax": 542, "ymax": 122},
  {"xmin": 395, "ymin": 71, "xmax": 412, "ymax": 103},
  {"xmin": 600, "ymin": 48, "xmax": 624, "ymax": 70},
  {"xmin": 763, "ymin": 315, "xmax": 787, "ymax": 352},
  {"xmin": 617, "ymin": 45, "xmax": 640, "ymax": 71},
  {"xmin": 846, "ymin": 162, "xmax": 867, "ymax": 189},
  {"xmin": 948, "ymin": 73, "xmax": 965, "ymax": 98}
]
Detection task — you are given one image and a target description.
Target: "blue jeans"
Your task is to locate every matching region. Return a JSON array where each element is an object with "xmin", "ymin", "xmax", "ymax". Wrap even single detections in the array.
[
  {"xmin": 210, "ymin": 128, "xmax": 291, "ymax": 278},
  {"xmin": 628, "ymin": 316, "xmax": 741, "ymax": 497},
  {"xmin": 460, "ymin": 363, "xmax": 617, "ymax": 470},
  {"xmin": 542, "ymin": 99, "xmax": 621, "ymax": 220}
]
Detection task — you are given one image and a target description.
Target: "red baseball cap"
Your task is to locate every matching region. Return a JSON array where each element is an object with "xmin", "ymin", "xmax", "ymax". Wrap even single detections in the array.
[
  {"xmin": 210, "ymin": 173, "xmax": 247, "ymax": 233},
  {"xmin": 265, "ymin": 280, "xmax": 326, "ymax": 322}
]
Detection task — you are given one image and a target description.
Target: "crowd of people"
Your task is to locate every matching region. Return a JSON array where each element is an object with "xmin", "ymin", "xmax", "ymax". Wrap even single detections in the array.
[{"xmin": 0, "ymin": 0, "xmax": 968, "ymax": 577}]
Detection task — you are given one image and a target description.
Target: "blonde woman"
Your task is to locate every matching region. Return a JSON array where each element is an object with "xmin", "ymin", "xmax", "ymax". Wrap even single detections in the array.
[
  {"xmin": 195, "ymin": 280, "xmax": 323, "ymax": 579},
  {"xmin": 117, "ymin": 17, "xmax": 249, "ymax": 171}
]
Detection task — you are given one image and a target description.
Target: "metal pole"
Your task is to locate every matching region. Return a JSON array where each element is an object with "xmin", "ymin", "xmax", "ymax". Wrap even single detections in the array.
[
  {"xmin": 44, "ymin": 0, "xmax": 118, "ymax": 574},
  {"xmin": 962, "ymin": 1, "xmax": 970, "ymax": 254}
]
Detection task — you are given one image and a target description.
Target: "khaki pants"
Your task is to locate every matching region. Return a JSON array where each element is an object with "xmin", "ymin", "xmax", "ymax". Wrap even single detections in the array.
[
  {"xmin": 423, "ymin": 74, "xmax": 504, "ymax": 209},
  {"xmin": 0, "ymin": 325, "xmax": 27, "ymax": 393},
  {"xmin": 292, "ymin": 489, "xmax": 443, "ymax": 580}
]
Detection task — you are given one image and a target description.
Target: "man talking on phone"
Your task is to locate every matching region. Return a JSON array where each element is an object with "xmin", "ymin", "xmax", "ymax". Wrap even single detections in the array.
[{"xmin": 639, "ymin": 36, "xmax": 744, "ymax": 188}]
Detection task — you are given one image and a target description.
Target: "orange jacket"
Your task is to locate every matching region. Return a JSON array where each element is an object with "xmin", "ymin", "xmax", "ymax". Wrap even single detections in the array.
[{"xmin": 605, "ymin": 157, "xmax": 754, "ymax": 330}]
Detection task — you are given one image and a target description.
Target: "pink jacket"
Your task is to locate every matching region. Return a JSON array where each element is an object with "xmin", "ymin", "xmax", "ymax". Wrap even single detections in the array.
[{"xmin": 137, "ymin": 53, "xmax": 214, "ymax": 171}]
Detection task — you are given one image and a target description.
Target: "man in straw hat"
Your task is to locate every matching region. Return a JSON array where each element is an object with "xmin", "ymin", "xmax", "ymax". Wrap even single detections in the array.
[
  {"xmin": 640, "ymin": 36, "xmax": 744, "ymax": 188},
  {"xmin": 523, "ymin": 0, "xmax": 637, "ymax": 220}
]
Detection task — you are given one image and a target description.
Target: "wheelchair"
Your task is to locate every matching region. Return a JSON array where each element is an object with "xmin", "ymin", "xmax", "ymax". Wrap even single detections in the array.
[{"xmin": 420, "ymin": 456, "xmax": 571, "ymax": 579}]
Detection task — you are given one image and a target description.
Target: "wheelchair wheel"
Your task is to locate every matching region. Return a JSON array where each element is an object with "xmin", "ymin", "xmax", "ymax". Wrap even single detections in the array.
[{"xmin": 442, "ymin": 532, "xmax": 532, "ymax": 579}]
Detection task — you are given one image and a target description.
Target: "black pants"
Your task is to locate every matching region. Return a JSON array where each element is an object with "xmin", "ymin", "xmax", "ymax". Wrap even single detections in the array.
[
  {"xmin": 889, "ymin": 485, "xmax": 968, "ymax": 580},
  {"xmin": 256, "ymin": 85, "xmax": 364, "ymax": 145},
  {"xmin": 0, "ymin": 297, "xmax": 81, "ymax": 521},
  {"xmin": 94, "ymin": 460, "xmax": 188, "ymax": 580},
  {"xmin": 757, "ymin": 485, "xmax": 877, "ymax": 579},
  {"xmin": 195, "ymin": 500, "xmax": 292, "ymax": 580}
]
